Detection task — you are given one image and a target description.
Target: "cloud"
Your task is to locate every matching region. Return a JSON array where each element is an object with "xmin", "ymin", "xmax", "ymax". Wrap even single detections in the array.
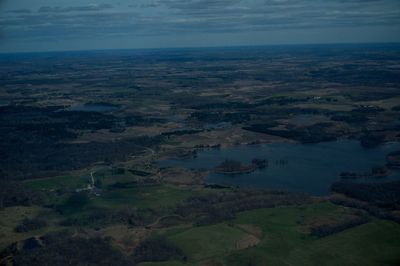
[
  {"xmin": 7, "ymin": 9, "xmax": 32, "ymax": 14},
  {"xmin": 160, "ymin": 0, "xmax": 239, "ymax": 10},
  {"xmin": 38, "ymin": 4, "xmax": 114, "ymax": 13},
  {"xmin": 0, "ymin": 0, "xmax": 399, "ymax": 44}
]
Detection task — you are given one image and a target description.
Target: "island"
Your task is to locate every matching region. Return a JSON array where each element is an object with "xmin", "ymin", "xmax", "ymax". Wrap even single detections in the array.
[{"xmin": 214, "ymin": 158, "xmax": 268, "ymax": 175}]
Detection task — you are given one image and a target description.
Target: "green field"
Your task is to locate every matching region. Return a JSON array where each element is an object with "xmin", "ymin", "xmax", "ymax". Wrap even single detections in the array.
[
  {"xmin": 150, "ymin": 203, "xmax": 400, "ymax": 266},
  {"xmin": 50, "ymin": 184, "xmax": 217, "ymax": 226},
  {"xmin": 168, "ymin": 224, "xmax": 248, "ymax": 261},
  {"xmin": 15, "ymin": 174, "xmax": 400, "ymax": 266},
  {"xmin": 22, "ymin": 168, "xmax": 142, "ymax": 192},
  {"xmin": 90, "ymin": 185, "xmax": 212, "ymax": 210},
  {"xmin": 23, "ymin": 174, "xmax": 90, "ymax": 191},
  {"xmin": 223, "ymin": 204, "xmax": 399, "ymax": 266}
]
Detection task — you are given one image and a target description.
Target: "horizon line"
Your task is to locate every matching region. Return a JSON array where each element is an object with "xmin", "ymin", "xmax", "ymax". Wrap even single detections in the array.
[{"xmin": 1, "ymin": 41, "xmax": 400, "ymax": 56}]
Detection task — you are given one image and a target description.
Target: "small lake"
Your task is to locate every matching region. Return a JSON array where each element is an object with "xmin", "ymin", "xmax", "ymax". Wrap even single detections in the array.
[
  {"xmin": 67, "ymin": 103, "xmax": 119, "ymax": 113},
  {"xmin": 158, "ymin": 140, "xmax": 400, "ymax": 196}
]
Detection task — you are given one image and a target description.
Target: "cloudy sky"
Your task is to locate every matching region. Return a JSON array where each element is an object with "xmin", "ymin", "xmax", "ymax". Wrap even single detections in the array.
[{"xmin": 1, "ymin": 0, "xmax": 400, "ymax": 52}]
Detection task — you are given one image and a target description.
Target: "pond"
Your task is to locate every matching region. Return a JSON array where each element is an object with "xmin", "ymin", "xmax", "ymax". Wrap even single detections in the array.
[{"xmin": 158, "ymin": 140, "xmax": 400, "ymax": 196}]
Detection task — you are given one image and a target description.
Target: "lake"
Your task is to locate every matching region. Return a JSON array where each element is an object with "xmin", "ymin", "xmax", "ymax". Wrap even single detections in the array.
[{"xmin": 158, "ymin": 140, "xmax": 400, "ymax": 195}]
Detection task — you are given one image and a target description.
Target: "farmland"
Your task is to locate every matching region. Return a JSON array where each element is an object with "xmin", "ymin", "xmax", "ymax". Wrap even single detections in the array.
[{"xmin": 1, "ymin": 44, "xmax": 400, "ymax": 265}]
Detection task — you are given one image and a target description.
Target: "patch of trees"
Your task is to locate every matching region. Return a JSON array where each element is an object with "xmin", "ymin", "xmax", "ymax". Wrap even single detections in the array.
[
  {"xmin": 0, "ymin": 180, "xmax": 47, "ymax": 208},
  {"xmin": 57, "ymin": 189, "xmax": 310, "ymax": 229},
  {"xmin": 191, "ymin": 101, "xmax": 253, "ymax": 110},
  {"xmin": 215, "ymin": 160, "xmax": 254, "ymax": 174},
  {"xmin": 0, "ymin": 105, "xmax": 117, "ymax": 142},
  {"xmin": 22, "ymin": 237, "xmax": 42, "ymax": 251},
  {"xmin": 247, "ymin": 106, "xmax": 327, "ymax": 118},
  {"xmin": 131, "ymin": 135, "xmax": 164, "ymax": 147},
  {"xmin": 331, "ymin": 181, "xmax": 400, "ymax": 210},
  {"xmin": 0, "ymin": 105, "xmax": 165, "ymax": 179},
  {"xmin": 59, "ymin": 208, "xmax": 161, "ymax": 228},
  {"xmin": 84, "ymin": 102, "xmax": 120, "ymax": 108},
  {"xmin": 347, "ymin": 91, "xmax": 400, "ymax": 102},
  {"xmin": 352, "ymin": 106, "xmax": 385, "ymax": 114},
  {"xmin": 214, "ymin": 158, "xmax": 267, "ymax": 174},
  {"xmin": 330, "ymin": 196, "xmax": 400, "ymax": 223},
  {"xmin": 0, "ymin": 136, "xmax": 163, "ymax": 180},
  {"xmin": 174, "ymin": 190, "xmax": 311, "ymax": 226},
  {"xmin": 258, "ymin": 96, "xmax": 308, "ymax": 106},
  {"xmin": 392, "ymin": 105, "xmax": 400, "ymax": 111},
  {"xmin": 14, "ymin": 218, "xmax": 47, "ymax": 233},
  {"xmin": 242, "ymin": 122, "xmax": 279, "ymax": 132},
  {"xmin": 243, "ymin": 123, "xmax": 337, "ymax": 143},
  {"xmin": 204, "ymin": 184, "xmax": 231, "ymax": 189},
  {"xmin": 125, "ymin": 114, "xmax": 165, "ymax": 127},
  {"xmin": 128, "ymin": 169, "xmax": 152, "ymax": 177},
  {"xmin": 162, "ymin": 148, "xmax": 198, "ymax": 160},
  {"xmin": 330, "ymin": 113, "xmax": 368, "ymax": 124},
  {"xmin": 190, "ymin": 111, "xmax": 250, "ymax": 124},
  {"xmin": 0, "ymin": 106, "xmax": 75, "ymax": 143},
  {"xmin": 251, "ymin": 158, "xmax": 268, "ymax": 169},
  {"xmin": 386, "ymin": 150, "xmax": 400, "ymax": 169},
  {"xmin": 52, "ymin": 110, "xmax": 116, "ymax": 130},
  {"xmin": 109, "ymin": 181, "xmax": 139, "ymax": 189},
  {"xmin": 360, "ymin": 132, "xmax": 385, "ymax": 148},
  {"xmin": 10, "ymin": 232, "xmax": 133, "ymax": 266},
  {"xmin": 310, "ymin": 215, "xmax": 369, "ymax": 237},
  {"xmin": 0, "ymin": 141, "xmax": 139, "ymax": 180},
  {"xmin": 133, "ymin": 237, "xmax": 186, "ymax": 263},
  {"xmin": 339, "ymin": 166, "xmax": 388, "ymax": 180},
  {"xmin": 107, "ymin": 178, "xmax": 158, "ymax": 190},
  {"xmin": 161, "ymin": 129, "xmax": 202, "ymax": 137},
  {"xmin": 371, "ymin": 166, "xmax": 389, "ymax": 176}
]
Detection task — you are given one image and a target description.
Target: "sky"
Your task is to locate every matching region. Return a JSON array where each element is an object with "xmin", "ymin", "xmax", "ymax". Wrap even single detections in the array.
[{"xmin": 0, "ymin": 0, "xmax": 400, "ymax": 52}]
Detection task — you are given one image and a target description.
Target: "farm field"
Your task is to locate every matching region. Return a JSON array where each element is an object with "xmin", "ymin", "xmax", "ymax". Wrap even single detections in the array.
[{"xmin": 140, "ymin": 203, "xmax": 400, "ymax": 265}]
